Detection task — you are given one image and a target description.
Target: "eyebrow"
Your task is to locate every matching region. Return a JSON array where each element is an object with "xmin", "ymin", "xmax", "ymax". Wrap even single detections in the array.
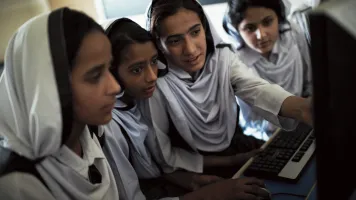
[
  {"xmin": 128, "ymin": 61, "xmax": 146, "ymax": 69},
  {"xmin": 85, "ymin": 64, "xmax": 105, "ymax": 76},
  {"xmin": 262, "ymin": 15, "xmax": 273, "ymax": 20},
  {"xmin": 244, "ymin": 15, "xmax": 274, "ymax": 26},
  {"xmin": 166, "ymin": 24, "xmax": 201, "ymax": 41}
]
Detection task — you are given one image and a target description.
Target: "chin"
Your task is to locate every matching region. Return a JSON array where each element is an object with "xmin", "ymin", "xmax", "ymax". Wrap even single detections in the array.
[
  {"xmin": 102, "ymin": 115, "xmax": 113, "ymax": 124},
  {"xmin": 93, "ymin": 114, "xmax": 112, "ymax": 125},
  {"xmin": 256, "ymin": 47, "xmax": 273, "ymax": 55},
  {"xmin": 142, "ymin": 93, "xmax": 154, "ymax": 99},
  {"xmin": 187, "ymin": 62, "xmax": 205, "ymax": 74}
]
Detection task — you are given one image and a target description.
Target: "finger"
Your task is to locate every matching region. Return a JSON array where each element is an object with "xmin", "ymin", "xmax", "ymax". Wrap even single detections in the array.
[
  {"xmin": 241, "ymin": 177, "xmax": 265, "ymax": 187},
  {"xmin": 248, "ymin": 149, "xmax": 263, "ymax": 156},
  {"xmin": 196, "ymin": 175, "xmax": 222, "ymax": 182},
  {"xmin": 205, "ymin": 175, "xmax": 224, "ymax": 182},
  {"xmin": 244, "ymin": 185, "xmax": 270, "ymax": 198}
]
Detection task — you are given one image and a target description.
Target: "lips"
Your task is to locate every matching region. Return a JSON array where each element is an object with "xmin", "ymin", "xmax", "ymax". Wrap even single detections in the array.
[
  {"xmin": 184, "ymin": 54, "xmax": 201, "ymax": 65},
  {"xmin": 101, "ymin": 101, "xmax": 116, "ymax": 112},
  {"xmin": 144, "ymin": 85, "xmax": 156, "ymax": 94},
  {"xmin": 258, "ymin": 41, "xmax": 270, "ymax": 48}
]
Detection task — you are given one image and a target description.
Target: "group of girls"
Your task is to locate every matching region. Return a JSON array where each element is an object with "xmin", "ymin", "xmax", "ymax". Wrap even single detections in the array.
[{"xmin": 0, "ymin": 0, "xmax": 313, "ymax": 199}]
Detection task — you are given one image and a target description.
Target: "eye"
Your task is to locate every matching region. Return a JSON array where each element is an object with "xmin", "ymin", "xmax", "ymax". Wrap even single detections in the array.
[
  {"xmin": 131, "ymin": 66, "xmax": 143, "ymax": 74},
  {"xmin": 244, "ymin": 25, "xmax": 257, "ymax": 33},
  {"xmin": 191, "ymin": 29, "xmax": 201, "ymax": 37},
  {"xmin": 167, "ymin": 38, "xmax": 181, "ymax": 46},
  {"xmin": 88, "ymin": 71, "xmax": 102, "ymax": 83},
  {"xmin": 262, "ymin": 17, "xmax": 274, "ymax": 27},
  {"xmin": 151, "ymin": 57, "xmax": 158, "ymax": 65}
]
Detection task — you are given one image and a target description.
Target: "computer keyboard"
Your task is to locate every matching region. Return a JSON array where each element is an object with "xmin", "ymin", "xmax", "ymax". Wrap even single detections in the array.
[{"xmin": 244, "ymin": 123, "xmax": 315, "ymax": 183}]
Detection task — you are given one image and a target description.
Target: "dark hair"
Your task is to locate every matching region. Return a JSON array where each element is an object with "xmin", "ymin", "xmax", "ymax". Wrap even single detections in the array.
[
  {"xmin": 225, "ymin": 0, "xmax": 290, "ymax": 49},
  {"xmin": 105, "ymin": 18, "xmax": 167, "ymax": 86},
  {"xmin": 147, "ymin": 0, "xmax": 214, "ymax": 54},
  {"xmin": 62, "ymin": 8, "xmax": 105, "ymax": 68},
  {"xmin": 106, "ymin": 18, "xmax": 156, "ymax": 68}
]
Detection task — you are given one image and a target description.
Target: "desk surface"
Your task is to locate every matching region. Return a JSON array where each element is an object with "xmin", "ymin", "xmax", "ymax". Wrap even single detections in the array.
[{"xmin": 265, "ymin": 158, "xmax": 316, "ymax": 200}]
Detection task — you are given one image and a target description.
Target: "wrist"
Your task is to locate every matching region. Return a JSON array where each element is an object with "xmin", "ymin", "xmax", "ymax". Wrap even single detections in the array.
[{"xmin": 300, "ymin": 97, "xmax": 313, "ymax": 126}]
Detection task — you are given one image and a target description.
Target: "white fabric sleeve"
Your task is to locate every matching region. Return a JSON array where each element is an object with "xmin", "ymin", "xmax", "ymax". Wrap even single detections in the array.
[
  {"xmin": 148, "ymin": 90, "xmax": 204, "ymax": 174},
  {"xmin": 0, "ymin": 173, "xmax": 55, "ymax": 200},
  {"xmin": 229, "ymin": 52, "xmax": 298, "ymax": 130}
]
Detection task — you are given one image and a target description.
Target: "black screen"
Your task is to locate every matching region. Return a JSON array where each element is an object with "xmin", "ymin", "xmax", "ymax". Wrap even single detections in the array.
[{"xmin": 309, "ymin": 0, "xmax": 356, "ymax": 199}]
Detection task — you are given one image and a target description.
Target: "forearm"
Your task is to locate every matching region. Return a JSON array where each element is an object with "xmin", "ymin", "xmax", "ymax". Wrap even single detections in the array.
[
  {"xmin": 203, "ymin": 155, "xmax": 233, "ymax": 168},
  {"xmin": 163, "ymin": 171, "xmax": 197, "ymax": 191}
]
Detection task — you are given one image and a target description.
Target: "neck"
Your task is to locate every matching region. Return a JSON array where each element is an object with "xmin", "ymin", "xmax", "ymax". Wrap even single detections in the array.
[
  {"xmin": 65, "ymin": 120, "xmax": 85, "ymax": 157},
  {"xmin": 262, "ymin": 51, "xmax": 271, "ymax": 59}
]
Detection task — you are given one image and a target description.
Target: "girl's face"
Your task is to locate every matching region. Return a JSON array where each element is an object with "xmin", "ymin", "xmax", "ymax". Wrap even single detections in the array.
[
  {"xmin": 117, "ymin": 41, "xmax": 158, "ymax": 99},
  {"xmin": 71, "ymin": 31, "xmax": 121, "ymax": 125},
  {"xmin": 158, "ymin": 8, "xmax": 207, "ymax": 74},
  {"xmin": 237, "ymin": 7, "xmax": 279, "ymax": 57}
]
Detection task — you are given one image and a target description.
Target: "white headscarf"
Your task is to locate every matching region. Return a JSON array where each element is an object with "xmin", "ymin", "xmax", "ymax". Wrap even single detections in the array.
[
  {"xmin": 0, "ymin": 9, "xmax": 118, "ymax": 200},
  {"xmin": 149, "ymin": 1, "xmax": 237, "ymax": 152}
]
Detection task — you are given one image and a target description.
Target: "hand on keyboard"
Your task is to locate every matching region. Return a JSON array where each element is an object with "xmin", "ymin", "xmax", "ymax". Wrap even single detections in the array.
[
  {"xmin": 231, "ymin": 149, "xmax": 263, "ymax": 166},
  {"xmin": 185, "ymin": 177, "xmax": 270, "ymax": 200},
  {"xmin": 191, "ymin": 174, "xmax": 224, "ymax": 190},
  {"xmin": 164, "ymin": 171, "xmax": 223, "ymax": 191}
]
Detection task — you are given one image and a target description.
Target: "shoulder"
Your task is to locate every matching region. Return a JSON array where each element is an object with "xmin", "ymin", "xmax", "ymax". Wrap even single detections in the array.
[
  {"xmin": 0, "ymin": 172, "xmax": 54, "ymax": 200},
  {"xmin": 212, "ymin": 42, "xmax": 238, "ymax": 65},
  {"xmin": 102, "ymin": 122, "xmax": 130, "ymax": 157},
  {"xmin": 150, "ymin": 86, "xmax": 165, "ymax": 105},
  {"xmin": 282, "ymin": 22, "xmax": 308, "ymax": 46},
  {"xmin": 215, "ymin": 43, "xmax": 234, "ymax": 52}
]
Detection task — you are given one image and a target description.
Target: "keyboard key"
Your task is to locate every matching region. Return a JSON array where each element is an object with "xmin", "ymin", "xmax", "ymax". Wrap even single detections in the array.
[
  {"xmin": 244, "ymin": 123, "xmax": 314, "ymax": 182},
  {"xmin": 300, "ymin": 145, "xmax": 309, "ymax": 151},
  {"xmin": 292, "ymin": 152, "xmax": 305, "ymax": 162},
  {"xmin": 292, "ymin": 156, "xmax": 301, "ymax": 162}
]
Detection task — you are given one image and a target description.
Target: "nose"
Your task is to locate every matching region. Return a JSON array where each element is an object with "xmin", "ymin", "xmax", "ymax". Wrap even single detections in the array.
[
  {"xmin": 255, "ymin": 26, "xmax": 267, "ymax": 40},
  {"xmin": 183, "ymin": 37, "xmax": 197, "ymax": 55},
  {"xmin": 106, "ymin": 71, "xmax": 121, "ymax": 96},
  {"xmin": 145, "ymin": 65, "xmax": 158, "ymax": 83}
]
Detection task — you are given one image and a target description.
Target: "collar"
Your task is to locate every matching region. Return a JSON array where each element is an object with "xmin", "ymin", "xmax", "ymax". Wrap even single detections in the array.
[{"xmin": 54, "ymin": 127, "xmax": 105, "ymax": 178}]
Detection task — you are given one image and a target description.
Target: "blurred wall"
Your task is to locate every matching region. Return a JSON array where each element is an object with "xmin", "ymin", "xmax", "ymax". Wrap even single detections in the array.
[
  {"xmin": 0, "ymin": 0, "xmax": 102, "ymax": 63},
  {"xmin": 47, "ymin": 0, "xmax": 100, "ymax": 20},
  {"xmin": 0, "ymin": 0, "xmax": 50, "ymax": 62}
]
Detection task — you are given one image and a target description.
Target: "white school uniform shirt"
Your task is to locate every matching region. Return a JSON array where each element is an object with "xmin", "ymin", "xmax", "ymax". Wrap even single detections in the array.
[
  {"xmin": 103, "ymin": 102, "xmax": 178, "ymax": 200},
  {"xmin": 146, "ymin": 2, "xmax": 297, "ymax": 174},
  {"xmin": 237, "ymin": 23, "xmax": 312, "ymax": 134},
  {"xmin": 0, "ymin": 127, "xmax": 118, "ymax": 200}
]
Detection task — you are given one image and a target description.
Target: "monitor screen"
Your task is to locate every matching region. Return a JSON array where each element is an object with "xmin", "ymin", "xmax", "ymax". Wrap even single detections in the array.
[{"xmin": 309, "ymin": 0, "xmax": 356, "ymax": 199}]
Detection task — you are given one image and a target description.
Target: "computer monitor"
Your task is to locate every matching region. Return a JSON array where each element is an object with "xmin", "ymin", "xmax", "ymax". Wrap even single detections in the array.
[{"xmin": 309, "ymin": 0, "xmax": 356, "ymax": 199}]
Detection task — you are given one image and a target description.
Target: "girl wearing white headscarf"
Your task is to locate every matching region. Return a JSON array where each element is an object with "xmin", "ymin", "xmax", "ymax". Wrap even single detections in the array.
[
  {"xmin": 0, "ymin": 8, "xmax": 120, "ymax": 200},
  {"xmin": 225, "ymin": 0, "xmax": 312, "ymax": 136},
  {"xmin": 146, "ymin": 0, "xmax": 312, "ymax": 178},
  {"xmin": 102, "ymin": 17, "xmax": 271, "ymax": 200}
]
